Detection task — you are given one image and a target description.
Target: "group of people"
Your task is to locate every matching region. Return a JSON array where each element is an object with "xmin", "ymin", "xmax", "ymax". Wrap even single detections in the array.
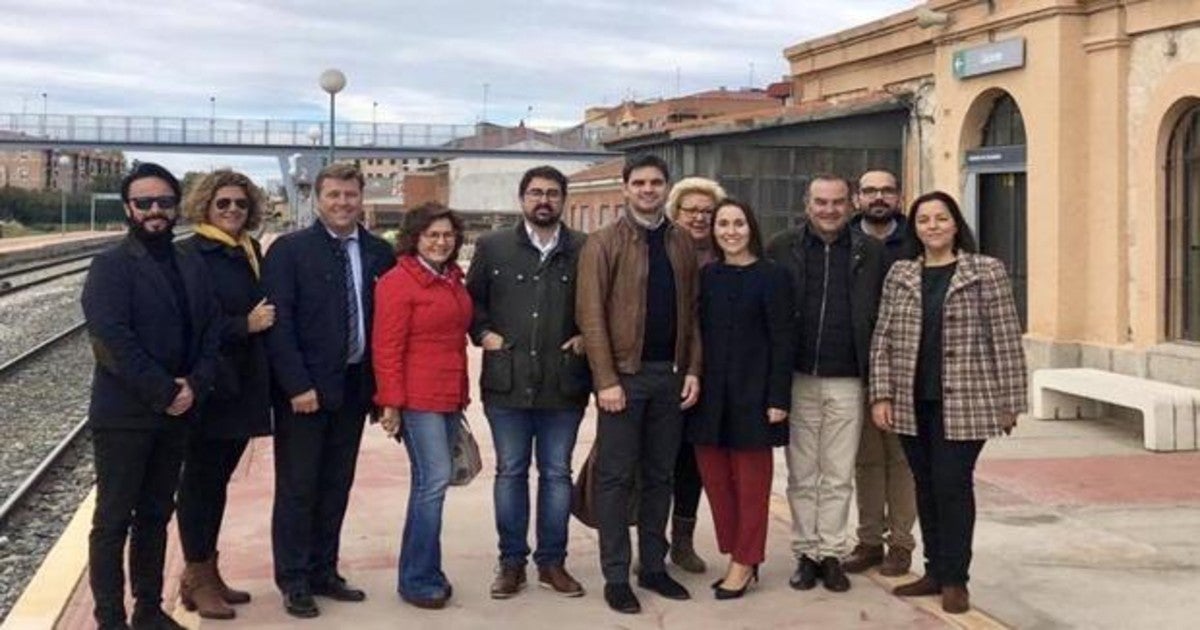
[{"xmin": 80, "ymin": 152, "xmax": 1025, "ymax": 629}]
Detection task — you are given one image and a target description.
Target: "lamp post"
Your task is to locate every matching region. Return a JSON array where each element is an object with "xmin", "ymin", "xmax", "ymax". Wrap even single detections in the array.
[
  {"xmin": 372, "ymin": 101, "xmax": 378, "ymax": 145},
  {"xmin": 318, "ymin": 69, "xmax": 346, "ymax": 164},
  {"xmin": 209, "ymin": 95, "xmax": 216, "ymax": 142},
  {"xmin": 57, "ymin": 154, "xmax": 72, "ymax": 233}
]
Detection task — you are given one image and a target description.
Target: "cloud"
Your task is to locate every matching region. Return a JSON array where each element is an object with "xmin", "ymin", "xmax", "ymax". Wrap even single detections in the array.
[{"xmin": 0, "ymin": 0, "xmax": 919, "ymax": 183}]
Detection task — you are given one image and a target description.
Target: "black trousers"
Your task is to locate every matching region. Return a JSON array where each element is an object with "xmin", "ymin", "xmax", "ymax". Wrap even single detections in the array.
[
  {"xmin": 271, "ymin": 367, "xmax": 368, "ymax": 594},
  {"xmin": 899, "ymin": 401, "xmax": 986, "ymax": 586},
  {"xmin": 672, "ymin": 425, "xmax": 703, "ymax": 521},
  {"xmin": 89, "ymin": 425, "xmax": 188, "ymax": 625},
  {"xmin": 177, "ymin": 436, "xmax": 249, "ymax": 563},
  {"xmin": 595, "ymin": 363, "xmax": 683, "ymax": 583}
]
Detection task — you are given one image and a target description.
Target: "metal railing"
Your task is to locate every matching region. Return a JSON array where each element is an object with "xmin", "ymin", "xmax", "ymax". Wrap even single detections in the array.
[{"xmin": 0, "ymin": 113, "xmax": 607, "ymax": 152}]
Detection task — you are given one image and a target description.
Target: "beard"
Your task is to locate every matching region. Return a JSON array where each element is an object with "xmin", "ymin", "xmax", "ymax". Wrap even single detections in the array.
[
  {"xmin": 127, "ymin": 212, "xmax": 177, "ymax": 241},
  {"xmin": 862, "ymin": 202, "xmax": 897, "ymax": 225},
  {"xmin": 525, "ymin": 204, "xmax": 561, "ymax": 227}
]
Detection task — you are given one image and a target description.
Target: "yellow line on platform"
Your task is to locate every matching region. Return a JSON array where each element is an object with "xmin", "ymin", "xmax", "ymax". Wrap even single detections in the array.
[
  {"xmin": 1, "ymin": 488, "xmax": 95, "ymax": 630},
  {"xmin": 766, "ymin": 491, "xmax": 1010, "ymax": 630}
]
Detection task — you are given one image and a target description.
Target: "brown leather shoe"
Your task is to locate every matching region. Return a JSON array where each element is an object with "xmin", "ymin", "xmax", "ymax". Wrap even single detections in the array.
[
  {"xmin": 180, "ymin": 560, "xmax": 235, "ymax": 620},
  {"xmin": 841, "ymin": 543, "xmax": 884, "ymax": 573},
  {"xmin": 490, "ymin": 565, "xmax": 526, "ymax": 599},
  {"xmin": 538, "ymin": 565, "xmax": 585, "ymax": 597},
  {"xmin": 942, "ymin": 585, "xmax": 970, "ymax": 613},
  {"xmin": 879, "ymin": 546, "xmax": 912, "ymax": 577},
  {"xmin": 892, "ymin": 575, "xmax": 941, "ymax": 597}
]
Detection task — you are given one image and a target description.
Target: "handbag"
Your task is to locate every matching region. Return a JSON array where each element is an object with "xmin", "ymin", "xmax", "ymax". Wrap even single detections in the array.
[
  {"xmin": 570, "ymin": 442, "xmax": 637, "ymax": 528},
  {"xmin": 449, "ymin": 413, "xmax": 482, "ymax": 487}
]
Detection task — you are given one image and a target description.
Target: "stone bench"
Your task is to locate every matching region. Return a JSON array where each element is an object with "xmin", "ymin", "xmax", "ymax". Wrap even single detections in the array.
[{"xmin": 1031, "ymin": 368, "xmax": 1200, "ymax": 452}]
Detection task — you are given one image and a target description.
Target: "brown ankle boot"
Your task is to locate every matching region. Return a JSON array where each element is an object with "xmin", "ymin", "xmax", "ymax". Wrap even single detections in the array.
[
  {"xmin": 181, "ymin": 561, "xmax": 235, "ymax": 619},
  {"xmin": 669, "ymin": 516, "xmax": 707, "ymax": 573},
  {"xmin": 892, "ymin": 574, "xmax": 940, "ymax": 597},
  {"xmin": 212, "ymin": 553, "xmax": 251, "ymax": 604},
  {"xmin": 842, "ymin": 543, "xmax": 884, "ymax": 573},
  {"xmin": 942, "ymin": 585, "xmax": 970, "ymax": 613},
  {"xmin": 879, "ymin": 546, "xmax": 912, "ymax": 577}
]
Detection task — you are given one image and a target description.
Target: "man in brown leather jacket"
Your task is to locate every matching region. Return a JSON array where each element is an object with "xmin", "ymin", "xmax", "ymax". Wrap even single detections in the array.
[{"xmin": 576, "ymin": 154, "xmax": 702, "ymax": 614}]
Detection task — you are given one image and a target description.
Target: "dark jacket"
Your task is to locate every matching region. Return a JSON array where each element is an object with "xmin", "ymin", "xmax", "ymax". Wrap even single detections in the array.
[
  {"xmin": 263, "ymin": 222, "xmax": 396, "ymax": 412},
  {"xmin": 576, "ymin": 212, "xmax": 702, "ymax": 389},
  {"xmin": 179, "ymin": 233, "xmax": 272, "ymax": 439},
  {"xmin": 466, "ymin": 223, "xmax": 590, "ymax": 410},
  {"xmin": 82, "ymin": 234, "xmax": 221, "ymax": 429},
  {"xmin": 689, "ymin": 260, "xmax": 794, "ymax": 449},
  {"xmin": 850, "ymin": 214, "xmax": 910, "ymax": 263},
  {"xmin": 766, "ymin": 221, "xmax": 888, "ymax": 381},
  {"xmin": 373, "ymin": 256, "xmax": 472, "ymax": 412}
]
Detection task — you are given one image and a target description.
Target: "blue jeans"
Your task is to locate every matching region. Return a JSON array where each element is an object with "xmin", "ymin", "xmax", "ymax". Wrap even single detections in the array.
[
  {"xmin": 485, "ymin": 405, "xmax": 583, "ymax": 568},
  {"xmin": 398, "ymin": 410, "xmax": 460, "ymax": 600}
]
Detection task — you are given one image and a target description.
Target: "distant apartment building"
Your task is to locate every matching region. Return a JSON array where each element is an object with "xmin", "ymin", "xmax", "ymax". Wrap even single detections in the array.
[
  {"xmin": 583, "ymin": 88, "xmax": 779, "ymax": 142},
  {"xmin": 0, "ymin": 145, "xmax": 124, "ymax": 193},
  {"xmin": 565, "ymin": 157, "xmax": 624, "ymax": 233}
]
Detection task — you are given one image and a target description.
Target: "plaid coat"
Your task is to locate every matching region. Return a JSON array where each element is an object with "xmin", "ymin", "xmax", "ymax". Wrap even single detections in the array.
[{"xmin": 868, "ymin": 254, "xmax": 1027, "ymax": 440}]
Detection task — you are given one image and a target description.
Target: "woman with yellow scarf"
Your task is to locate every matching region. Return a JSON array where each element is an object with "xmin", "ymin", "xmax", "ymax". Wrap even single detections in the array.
[{"xmin": 176, "ymin": 169, "xmax": 276, "ymax": 620}]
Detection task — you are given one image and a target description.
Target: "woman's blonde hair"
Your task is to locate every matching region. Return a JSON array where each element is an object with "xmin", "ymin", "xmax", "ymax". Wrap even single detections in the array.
[
  {"xmin": 666, "ymin": 177, "xmax": 727, "ymax": 219},
  {"xmin": 181, "ymin": 169, "xmax": 266, "ymax": 232}
]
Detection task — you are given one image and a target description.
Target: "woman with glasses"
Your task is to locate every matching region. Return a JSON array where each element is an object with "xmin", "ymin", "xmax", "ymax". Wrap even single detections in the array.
[
  {"xmin": 373, "ymin": 202, "xmax": 472, "ymax": 610},
  {"xmin": 869, "ymin": 191, "xmax": 1026, "ymax": 614},
  {"xmin": 660, "ymin": 176, "xmax": 727, "ymax": 574},
  {"xmin": 690, "ymin": 199, "xmax": 793, "ymax": 600},
  {"xmin": 175, "ymin": 169, "xmax": 276, "ymax": 620}
]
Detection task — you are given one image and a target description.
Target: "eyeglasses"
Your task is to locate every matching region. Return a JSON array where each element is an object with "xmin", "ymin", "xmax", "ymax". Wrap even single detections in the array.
[
  {"xmin": 129, "ymin": 196, "xmax": 178, "ymax": 211},
  {"xmin": 214, "ymin": 197, "xmax": 250, "ymax": 211},
  {"xmin": 859, "ymin": 186, "xmax": 898, "ymax": 197},
  {"xmin": 524, "ymin": 188, "xmax": 562, "ymax": 201},
  {"xmin": 678, "ymin": 206, "xmax": 714, "ymax": 218}
]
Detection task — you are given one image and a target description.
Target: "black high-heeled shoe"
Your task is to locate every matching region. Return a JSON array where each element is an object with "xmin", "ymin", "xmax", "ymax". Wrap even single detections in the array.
[{"xmin": 714, "ymin": 565, "xmax": 759, "ymax": 600}]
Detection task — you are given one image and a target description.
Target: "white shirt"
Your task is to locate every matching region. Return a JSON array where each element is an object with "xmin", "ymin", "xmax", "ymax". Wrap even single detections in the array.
[
  {"xmin": 325, "ymin": 225, "xmax": 366, "ymax": 364},
  {"xmin": 525, "ymin": 221, "xmax": 561, "ymax": 262}
]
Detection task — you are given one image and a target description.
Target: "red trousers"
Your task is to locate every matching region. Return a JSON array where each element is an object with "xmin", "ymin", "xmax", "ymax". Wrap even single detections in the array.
[{"xmin": 694, "ymin": 445, "xmax": 774, "ymax": 565}]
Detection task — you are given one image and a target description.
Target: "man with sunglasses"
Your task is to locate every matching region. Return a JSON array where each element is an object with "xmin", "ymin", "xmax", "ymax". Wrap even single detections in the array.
[
  {"xmin": 263, "ymin": 163, "xmax": 396, "ymax": 618},
  {"xmin": 82, "ymin": 162, "xmax": 222, "ymax": 630},
  {"xmin": 466, "ymin": 165, "xmax": 589, "ymax": 601}
]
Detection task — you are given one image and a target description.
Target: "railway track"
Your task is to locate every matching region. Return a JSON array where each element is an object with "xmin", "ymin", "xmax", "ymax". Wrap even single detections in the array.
[{"xmin": 0, "ymin": 252, "xmax": 94, "ymax": 297}]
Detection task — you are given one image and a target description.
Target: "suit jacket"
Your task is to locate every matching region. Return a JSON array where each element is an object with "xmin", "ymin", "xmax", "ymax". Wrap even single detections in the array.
[
  {"xmin": 868, "ymin": 253, "xmax": 1027, "ymax": 440},
  {"xmin": 82, "ymin": 233, "xmax": 221, "ymax": 429},
  {"xmin": 263, "ymin": 221, "xmax": 396, "ymax": 413},
  {"xmin": 765, "ymin": 222, "xmax": 888, "ymax": 380}
]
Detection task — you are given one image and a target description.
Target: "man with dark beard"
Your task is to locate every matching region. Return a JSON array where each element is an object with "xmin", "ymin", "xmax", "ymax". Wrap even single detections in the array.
[
  {"xmin": 844, "ymin": 168, "xmax": 917, "ymax": 577},
  {"xmin": 466, "ymin": 165, "xmax": 590, "ymax": 601},
  {"xmin": 82, "ymin": 162, "xmax": 221, "ymax": 630}
]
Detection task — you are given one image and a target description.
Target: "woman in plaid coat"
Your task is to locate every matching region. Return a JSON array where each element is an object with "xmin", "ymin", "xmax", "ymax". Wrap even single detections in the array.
[{"xmin": 867, "ymin": 190, "xmax": 1026, "ymax": 615}]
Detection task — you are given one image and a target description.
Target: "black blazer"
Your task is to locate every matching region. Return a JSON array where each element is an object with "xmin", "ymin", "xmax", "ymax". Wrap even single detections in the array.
[
  {"xmin": 263, "ymin": 222, "xmax": 396, "ymax": 413},
  {"xmin": 689, "ymin": 260, "xmax": 794, "ymax": 449},
  {"xmin": 82, "ymin": 234, "xmax": 221, "ymax": 429},
  {"xmin": 179, "ymin": 234, "xmax": 272, "ymax": 439}
]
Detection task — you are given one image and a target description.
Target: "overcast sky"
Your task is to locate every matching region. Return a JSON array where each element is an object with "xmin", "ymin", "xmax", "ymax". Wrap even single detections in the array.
[{"xmin": 1, "ymin": 0, "xmax": 918, "ymax": 183}]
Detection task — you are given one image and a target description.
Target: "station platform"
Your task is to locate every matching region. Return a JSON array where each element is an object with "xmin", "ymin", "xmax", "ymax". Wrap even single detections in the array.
[
  {"xmin": 8, "ymin": 348, "xmax": 1200, "ymax": 629},
  {"xmin": 0, "ymin": 231, "xmax": 122, "ymax": 266}
]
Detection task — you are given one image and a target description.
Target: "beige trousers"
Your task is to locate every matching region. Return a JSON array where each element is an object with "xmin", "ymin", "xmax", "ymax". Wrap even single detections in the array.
[
  {"xmin": 785, "ymin": 375, "xmax": 863, "ymax": 559},
  {"xmin": 854, "ymin": 422, "xmax": 917, "ymax": 550}
]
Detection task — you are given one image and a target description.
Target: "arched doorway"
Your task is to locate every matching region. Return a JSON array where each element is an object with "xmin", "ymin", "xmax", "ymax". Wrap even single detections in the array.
[
  {"xmin": 1165, "ymin": 101, "xmax": 1200, "ymax": 342},
  {"xmin": 963, "ymin": 92, "xmax": 1028, "ymax": 329}
]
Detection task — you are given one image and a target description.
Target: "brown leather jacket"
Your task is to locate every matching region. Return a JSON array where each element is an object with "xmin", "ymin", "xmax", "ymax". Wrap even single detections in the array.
[{"xmin": 576, "ymin": 212, "xmax": 702, "ymax": 390}]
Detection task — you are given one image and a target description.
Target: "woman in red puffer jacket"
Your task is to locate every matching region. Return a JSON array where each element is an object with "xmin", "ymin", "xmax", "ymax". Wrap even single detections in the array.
[{"xmin": 372, "ymin": 202, "xmax": 472, "ymax": 609}]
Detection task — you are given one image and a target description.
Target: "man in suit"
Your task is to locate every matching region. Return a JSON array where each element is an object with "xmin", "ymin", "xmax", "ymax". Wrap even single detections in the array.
[
  {"xmin": 264, "ymin": 163, "xmax": 396, "ymax": 618},
  {"xmin": 82, "ymin": 162, "xmax": 221, "ymax": 630},
  {"xmin": 766, "ymin": 173, "xmax": 888, "ymax": 594}
]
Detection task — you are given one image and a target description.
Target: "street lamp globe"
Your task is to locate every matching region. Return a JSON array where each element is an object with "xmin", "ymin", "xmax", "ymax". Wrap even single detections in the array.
[
  {"xmin": 307, "ymin": 125, "xmax": 322, "ymax": 145},
  {"xmin": 319, "ymin": 69, "xmax": 346, "ymax": 95}
]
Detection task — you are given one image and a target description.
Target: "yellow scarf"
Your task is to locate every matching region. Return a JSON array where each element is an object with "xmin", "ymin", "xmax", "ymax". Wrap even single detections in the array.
[{"xmin": 194, "ymin": 223, "xmax": 260, "ymax": 279}]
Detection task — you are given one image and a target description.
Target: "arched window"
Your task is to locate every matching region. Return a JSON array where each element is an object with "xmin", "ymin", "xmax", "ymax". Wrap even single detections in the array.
[{"xmin": 1166, "ymin": 104, "xmax": 1200, "ymax": 342}]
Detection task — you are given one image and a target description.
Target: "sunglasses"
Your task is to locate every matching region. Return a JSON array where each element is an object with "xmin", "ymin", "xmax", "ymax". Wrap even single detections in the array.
[
  {"xmin": 129, "ymin": 196, "xmax": 178, "ymax": 211},
  {"xmin": 214, "ymin": 197, "xmax": 250, "ymax": 211}
]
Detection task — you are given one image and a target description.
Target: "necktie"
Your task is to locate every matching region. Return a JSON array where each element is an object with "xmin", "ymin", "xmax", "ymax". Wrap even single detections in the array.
[{"xmin": 339, "ymin": 239, "xmax": 360, "ymax": 362}]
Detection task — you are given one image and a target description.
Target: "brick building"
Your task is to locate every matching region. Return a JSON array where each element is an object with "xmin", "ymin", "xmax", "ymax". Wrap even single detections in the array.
[
  {"xmin": 565, "ymin": 157, "xmax": 623, "ymax": 233},
  {"xmin": 0, "ymin": 143, "xmax": 124, "ymax": 192}
]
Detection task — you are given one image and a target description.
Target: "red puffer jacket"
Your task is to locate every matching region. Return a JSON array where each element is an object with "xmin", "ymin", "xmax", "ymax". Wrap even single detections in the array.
[{"xmin": 372, "ymin": 255, "xmax": 473, "ymax": 412}]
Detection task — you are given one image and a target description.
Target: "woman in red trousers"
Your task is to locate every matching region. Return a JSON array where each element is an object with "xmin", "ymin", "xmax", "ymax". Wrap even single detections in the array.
[
  {"xmin": 689, "ymin": 199, "xmax": 794, "ymax": 599},
  {"xmin": 372, "ymin": 202, "xmax": 472, "ymax": 610}
]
